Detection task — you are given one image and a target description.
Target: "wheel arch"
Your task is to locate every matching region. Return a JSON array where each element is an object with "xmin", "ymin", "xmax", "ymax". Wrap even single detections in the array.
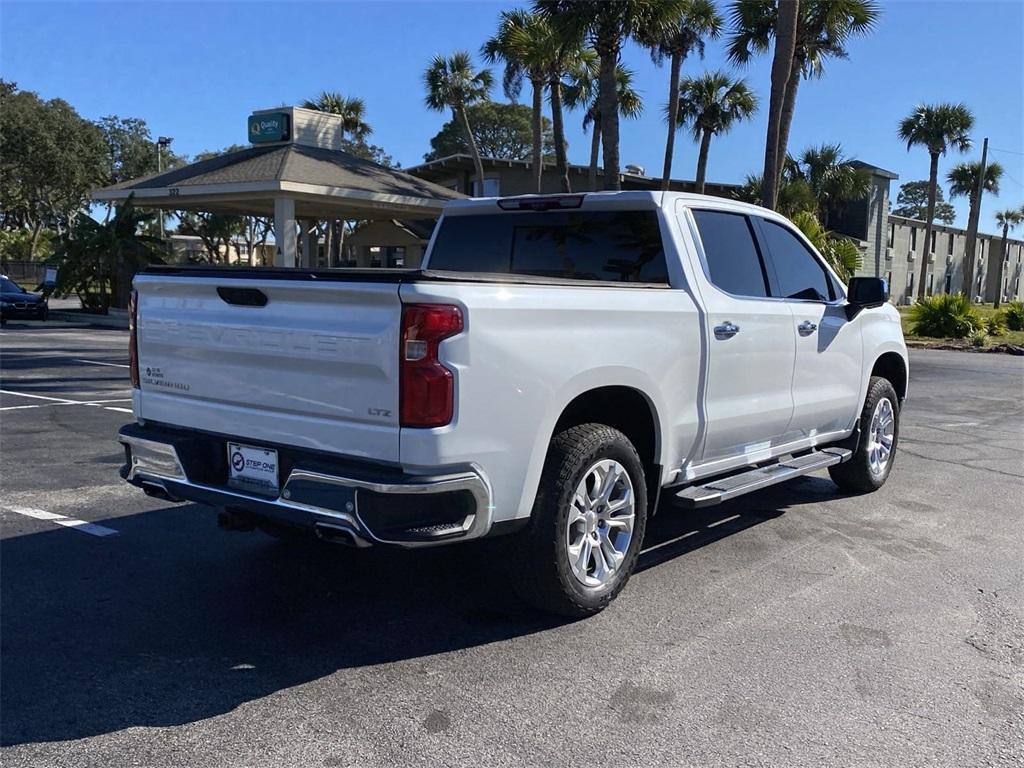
[
  {"xmin": 870, "ymin": 351, "xmax": 908, "ymax": 403},
  {"xmin": 552, "ymin": 385, "xmax": 664, "ymax": 513}
]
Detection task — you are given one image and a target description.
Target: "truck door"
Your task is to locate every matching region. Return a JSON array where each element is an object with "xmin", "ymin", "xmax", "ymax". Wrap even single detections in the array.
[
  {"xmin": 753, "ymin": 217, "xmax": 863, "ymax": 437},
  {"xmin": 684, "ymin": 207, "xmax": 796, "ymax": 465}
]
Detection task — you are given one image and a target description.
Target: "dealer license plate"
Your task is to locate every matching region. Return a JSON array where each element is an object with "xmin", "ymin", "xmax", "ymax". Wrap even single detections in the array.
[{"xmin": 227, "ymin": 442, "xmax": 279, "ymax": 494}]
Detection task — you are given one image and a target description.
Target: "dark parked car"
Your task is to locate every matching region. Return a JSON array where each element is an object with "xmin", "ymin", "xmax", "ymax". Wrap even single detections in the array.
[{"xmin": 0, "ymin": 275, "xmax": 49, "ymax": 326}]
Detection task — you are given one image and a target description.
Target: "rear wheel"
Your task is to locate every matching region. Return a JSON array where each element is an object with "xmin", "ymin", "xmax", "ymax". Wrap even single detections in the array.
[
  {"xmin": 829, "ymin": 376, "xmax": 900, "ymax": 493},
  {"xmin": 516, "ymin": 423, "xmax": 648, "ymax": 617}
]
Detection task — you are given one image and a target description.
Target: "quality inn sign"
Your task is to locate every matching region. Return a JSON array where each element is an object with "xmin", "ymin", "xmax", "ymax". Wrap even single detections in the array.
[{"xmin": 248, "ymin": 113, "xmax": 290, "ymax": 143}]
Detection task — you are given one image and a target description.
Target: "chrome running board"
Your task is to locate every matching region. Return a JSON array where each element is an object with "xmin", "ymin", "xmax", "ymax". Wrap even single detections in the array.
[{"xmin": 674, "ymin": 448, "xmax": 852, "ymax": 509}]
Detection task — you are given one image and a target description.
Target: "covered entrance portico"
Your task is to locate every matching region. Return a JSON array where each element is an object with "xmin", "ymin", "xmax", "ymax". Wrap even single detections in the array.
[{"xmin": 93, "ymin": 106, "xmax": 463, "ymax": 267}]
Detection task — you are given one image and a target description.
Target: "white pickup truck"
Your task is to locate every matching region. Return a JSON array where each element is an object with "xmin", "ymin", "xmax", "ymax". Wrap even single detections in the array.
[{"xmin": 120, "ymin": 191, "xmax": 907, "ymax": 616}]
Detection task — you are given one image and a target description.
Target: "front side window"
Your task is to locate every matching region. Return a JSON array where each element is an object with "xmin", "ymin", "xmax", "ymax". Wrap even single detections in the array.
[
  {"xmin": 758, "ymin": 220, "xmax": 834, "ymax": 302},
  {"xmin": 691, "ymin": 210, "xmax": 769, "ymax": 298},
  {"xmin": 429, "ymin": 210, "xmax": 668, "ymax": 283}
]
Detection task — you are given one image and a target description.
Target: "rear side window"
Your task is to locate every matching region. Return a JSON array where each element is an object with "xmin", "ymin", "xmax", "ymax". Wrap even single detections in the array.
[
  {"xmin": 691, "ymin": 210, "xmax": 769, "ymax": 298},
  {"xmin": 428, "ymin": 210, "xmax": 668, "ymax": 283},
  {"xmin": 759, "ymin": 220, "xmax": 835, "ymax": 301}
]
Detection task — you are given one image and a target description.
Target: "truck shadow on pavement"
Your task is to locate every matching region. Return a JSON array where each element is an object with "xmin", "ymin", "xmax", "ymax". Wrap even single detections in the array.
[{"xmin": 0, "ymin": 475, "xmax": 840, "ymax": 746}]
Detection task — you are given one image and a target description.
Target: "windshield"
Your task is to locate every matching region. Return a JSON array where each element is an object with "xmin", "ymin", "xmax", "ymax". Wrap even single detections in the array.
[{"xmin": 1, "ymin": 276, "xmax": 24, "ymax": 293}]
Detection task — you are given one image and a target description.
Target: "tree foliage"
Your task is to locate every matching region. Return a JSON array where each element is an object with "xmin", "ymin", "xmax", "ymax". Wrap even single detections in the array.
[
  {"xmin": 50, "ymin": 198, "xmax": 163, "ymax": 311},
  {"xmin": 784, "ymin": 143, "xmax": 870, "ymax": 225},
  {"xmin": 788, "ymin": 209, "xmax": 861, "ymax": 281},
  {"xmin": 891, "ymin": 181, "xmax": 955, "ymax": 224},
  {"xmin": 97, "ymin": 115, "xmax": 185, "ymax": 186},
  {"xmin": 0, "ymin": 80, "xmax": 107, "ymax": 254},
  {"xmin": 425, "ymin": 102, "xmax": 554, "ymax": 161}
]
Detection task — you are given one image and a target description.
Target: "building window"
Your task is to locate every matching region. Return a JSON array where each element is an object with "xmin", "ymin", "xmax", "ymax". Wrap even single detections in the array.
[
  {"xmin": 911, "ymin": 228, "xmax": 917, "ymax": 250},
  {"xmin": 927, "ymin": 273, "xmax": 934, "ymax": 295},
  {"xmin": 948, "ymin": 233, "xmax": 954, "ymax": 255},
  {"xmin": 944, "ymin": 272, "xmax": 952, "ymax": 293},
  {"xmin": 930, "ymin": 231, "xmax": 936, "ymax": 253},
  {"xmin": 888, "ymin": 223, "xmax": 895, "ymax": 247},
  {"xmin": 471, "ymin": 177, "xmax": 501, "ymax": 197}
]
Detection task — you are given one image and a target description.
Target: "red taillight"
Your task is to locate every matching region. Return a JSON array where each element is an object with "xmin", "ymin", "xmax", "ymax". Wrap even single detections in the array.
[
  {"xmin": 129, "ymin": 289, "xmax": 140, "ymax": 389},
  {"xmin": 400, "ymin": 303, "xmax": 463, "ymax": 428}
]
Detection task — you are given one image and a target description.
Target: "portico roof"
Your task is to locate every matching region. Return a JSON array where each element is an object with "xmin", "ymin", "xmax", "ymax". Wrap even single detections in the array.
[{"xmin": 93, "ymin": 143, "xmax": 464, "ymax": 219}]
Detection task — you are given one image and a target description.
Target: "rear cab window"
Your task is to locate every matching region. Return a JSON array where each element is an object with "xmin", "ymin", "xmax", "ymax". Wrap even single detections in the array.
[{"xmin": 427, "ymin": 209, "xmax": 669, "ymax": 284}]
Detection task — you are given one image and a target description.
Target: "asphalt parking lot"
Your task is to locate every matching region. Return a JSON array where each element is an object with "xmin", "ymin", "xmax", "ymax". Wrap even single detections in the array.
[{"xmin": 1, "ymin": 321, "xmax": 1022, "ymax": 767}]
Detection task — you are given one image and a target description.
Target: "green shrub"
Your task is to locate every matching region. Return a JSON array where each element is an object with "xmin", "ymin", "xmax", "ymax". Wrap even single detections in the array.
[
  {"xmin": 909, "ymin": 293, "xmax": 982, "ymax": 339},
  {"xmin": 985, "ymin": 312, "xmax": 1006, "ymax": 337},
  {"xmin": 1003, "ymin": 301, "xmax": 1024, "ymax": 331},
  {"xmin": 969, "ymin": 330, "xmax": 988, "ymax": 347}
]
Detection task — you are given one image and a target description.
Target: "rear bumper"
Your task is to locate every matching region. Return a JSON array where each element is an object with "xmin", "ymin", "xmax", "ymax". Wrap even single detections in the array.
[{"xmin": 118, "ymin": 422, "xmax": 492, "ymax": 548}]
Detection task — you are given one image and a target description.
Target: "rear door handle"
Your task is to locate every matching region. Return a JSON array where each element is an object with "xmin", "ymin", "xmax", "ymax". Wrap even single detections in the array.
[
  {"xmin": 714, "ymin": 321, "xmax": 740, "ymax": 339},
  {"xmin": 798, "ymin": 320, "xmax": 818, "ymax": 336}
]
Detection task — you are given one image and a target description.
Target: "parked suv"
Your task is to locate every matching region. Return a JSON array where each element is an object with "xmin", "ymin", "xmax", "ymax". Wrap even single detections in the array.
[{"xmin": 119, "ymin": 192, "xmax": 907, "ymax": 616}]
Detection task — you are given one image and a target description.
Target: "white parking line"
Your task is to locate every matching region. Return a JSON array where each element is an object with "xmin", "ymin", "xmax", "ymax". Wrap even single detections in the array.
[
  {"xmin": 0, "ymin": 389, "xmax": 79, "ymax": 404},
  {"xmin": 2, "ymin": 505, "xmax": 119, "ymax": 537},
  {"xmin": 0, "ymin": 390, "xmax": 133, "ymax": 412},
  {"xmin": 74, "ymin": 359, "xmax": 130, "ymax": 369}
]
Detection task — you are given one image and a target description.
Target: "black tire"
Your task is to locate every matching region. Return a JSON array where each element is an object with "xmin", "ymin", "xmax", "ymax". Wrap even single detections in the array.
[
  {"xmin": 828, "ymin": 376, "xmax": 900, "ymax": 493},
  {"xmin": 515, "ymin": 423, "xmax": 648, "ymax": 618}
]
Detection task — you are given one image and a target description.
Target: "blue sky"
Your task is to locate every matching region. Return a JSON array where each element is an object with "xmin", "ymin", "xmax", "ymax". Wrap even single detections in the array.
[{"xmin": 2, "ymin": 0, "xmax": 1022, "ymax": 233}]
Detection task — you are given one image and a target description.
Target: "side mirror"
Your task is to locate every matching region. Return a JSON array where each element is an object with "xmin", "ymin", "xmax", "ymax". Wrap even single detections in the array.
[{"xmin": 845, "ymin": 277, "xmax": 888, "ymax": 319}]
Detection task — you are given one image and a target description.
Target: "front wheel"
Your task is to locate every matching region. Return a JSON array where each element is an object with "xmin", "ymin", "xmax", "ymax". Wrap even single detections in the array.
[
  {"xmin": 516, "ymin": 423, "xmax": 648, "ymax": 617},
  {"xmin": 829, "ymin": 376, "xmax": 900, "ymax": 493}
]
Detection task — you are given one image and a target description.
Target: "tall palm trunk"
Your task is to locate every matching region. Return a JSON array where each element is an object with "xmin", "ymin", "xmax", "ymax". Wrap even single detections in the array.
[
  {"xmin": 588, "ymin": 122, "xmax": 601, "ymax": 192},
  {"xmin": 549, "ymin": 79, "xmax": 571, "ymax": 192},
  {"xmin": 457, "ymin": 105, "xmax": 486, "ymax": 195},
  {"xmin": 773, "ymin": 62, "xmax": 802, "ymax": 195},
  {"xmin": 695, "ymin": 128, "xmax": 713, "ymax": 195},
  {"xmin": 530, "ymin": 78, "xmax": 544, "ymax": 192},
  {"xmin": 918, "ymin": 151, "xmax": 940, "ymax": 301},
  {"xmin": 762, "ymin": 0, "xmax": 799, "ymax": 209},
  {"xmin": 597, "ymin": 47, "xmax": 621, "ymax": 191},
  {"xmin": 661, "ymin": 52, "xmax": 683, "ymax": 191},
  {"xmin": 995, "ymin": 224, "xmax": 1009, "ymax": 308}
]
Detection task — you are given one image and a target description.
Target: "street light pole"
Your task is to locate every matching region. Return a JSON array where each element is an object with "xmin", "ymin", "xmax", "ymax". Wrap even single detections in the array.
[{"xmin": 156, "ymin": 136, "xmax": 173, "ymax": 239}]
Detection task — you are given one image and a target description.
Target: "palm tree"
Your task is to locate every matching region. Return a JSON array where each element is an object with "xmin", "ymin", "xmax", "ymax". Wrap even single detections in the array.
[
  {"xmin": 993, "ymin": 208, "xmax": 1023, "ymax": 308},
  {"xmin": 729, "ymin": 0, "xmax": 881, "ymax": 207},
  {"xmin": 424, "ymin": 52, "xmax": 493, "ymax": 195},
  {"xmin": 482, "ymin": 10, "xmax": 556, "ymax": 192},
  {"xmin": 301, "ymin": 92, "xmax": 372, "ymax": 140},
  {"xmin": 564, "ymin": 60, "xmax": 643, "ymax": 191},
  {"xmin": 536, "ymin": 0, "xmax": 686, "ymax": 190},
  {"xmin": 735, "ymin": 172, "xmax": 817, "ymax": 217},
  {"xmin": 546, "ymin": 44, "xmax": 593, "ymax": 193},
  {"xmin": 300, "ymin": 92, "xmax": 373, "ymax": 264},
  {"xmin": 947, "ymin": 159, "xmax": 1003, "ymax": 294},
  {"xmin": 674, "ymin": 71, "xmax": 757, "ymax": 194},
  {"xmin": 786, "ymin": 143, "xmax": 870, "ymax": 226},
  {"xmin": 898, "ymin": 102, "xmax": 974, "ymax": 301},
  {"xmin": 637, "ymin": 0, "xmax": 723, "ymax": 190}
]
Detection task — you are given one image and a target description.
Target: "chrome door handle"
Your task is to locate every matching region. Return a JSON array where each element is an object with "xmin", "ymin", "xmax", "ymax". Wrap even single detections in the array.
[
  {"xmin": 714, "ymin": 321, "xmax": 740, "ymax": 339},
  {"xmin": 798, "ymin": 321, "xmax": 818, "ymax": 336}
]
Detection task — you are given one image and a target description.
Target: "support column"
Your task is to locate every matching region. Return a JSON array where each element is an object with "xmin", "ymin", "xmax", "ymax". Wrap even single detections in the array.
[
  {"xmin": 299, "ymin": 219, "xmax": 314, "ymax": 268},
  {"xmin": 273, "ymin": 197, "xmax": 297, "ymax": 267}
]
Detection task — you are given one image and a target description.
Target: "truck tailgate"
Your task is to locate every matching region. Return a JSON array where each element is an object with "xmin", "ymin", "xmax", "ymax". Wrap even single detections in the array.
[{"xmin": 133, "ymin": 274, "xmax": 402, "ymax": 463}]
